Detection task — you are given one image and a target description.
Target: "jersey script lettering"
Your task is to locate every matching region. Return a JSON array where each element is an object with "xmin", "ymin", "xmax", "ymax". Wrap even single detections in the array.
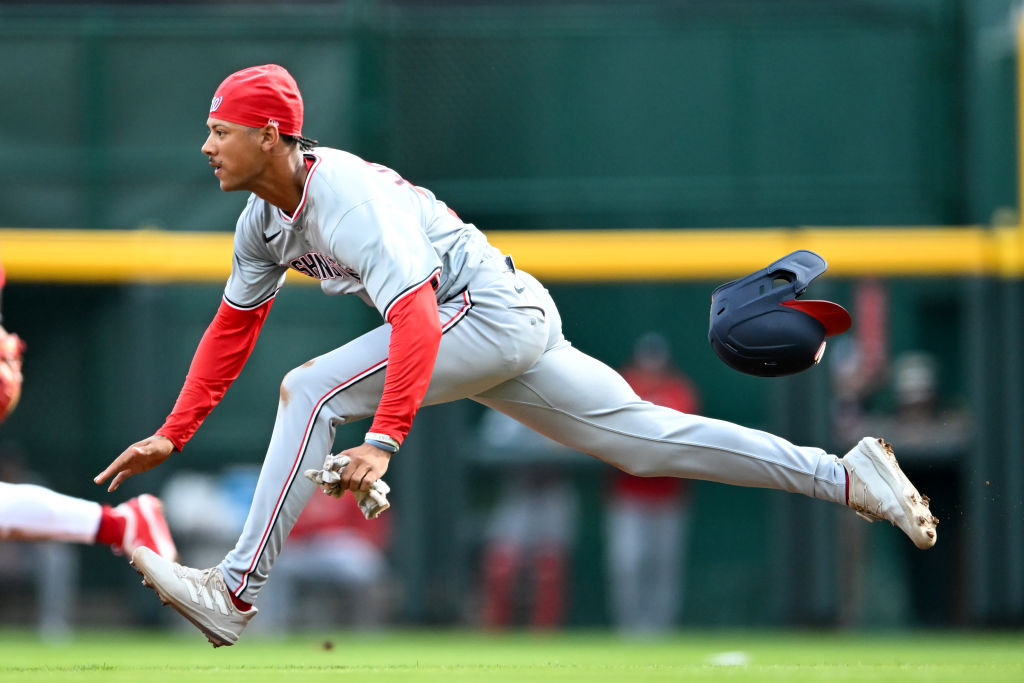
[{"xmin": 289, "ymin": 252, "xmax": 361, "ymax": 282}]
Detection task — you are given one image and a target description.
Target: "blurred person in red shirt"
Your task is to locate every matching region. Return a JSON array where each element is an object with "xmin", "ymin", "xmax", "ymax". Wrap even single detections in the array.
[
  {"xmin": 260, "ymin": 482, "xmax": 393, "ymax": 630},
  {"xmin": 606, "ymin": 332, "xmax": 699, "ymax": 635},
  {"xmin": 477, "ymin": 409, "xmax": 579, "ymax": 630}
]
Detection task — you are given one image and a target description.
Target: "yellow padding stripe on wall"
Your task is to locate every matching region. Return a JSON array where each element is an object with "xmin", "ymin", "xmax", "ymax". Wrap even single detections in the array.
[{"xmin": 0, "ymin": 226, "xmax": 1020, "ymax": 284}]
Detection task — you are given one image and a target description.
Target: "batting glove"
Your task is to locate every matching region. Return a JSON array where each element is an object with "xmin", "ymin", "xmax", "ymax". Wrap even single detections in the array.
[{"xmin": 304, "ymin": 453, "xmax": 391, "ymax": 520}]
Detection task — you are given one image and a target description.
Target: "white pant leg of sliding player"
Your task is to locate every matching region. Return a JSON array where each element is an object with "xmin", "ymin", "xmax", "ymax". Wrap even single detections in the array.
[
  {"xmin": 220, "ymin": 268, "xmax": 549, "ymax": 602},
  {"xmin": 473, "ymin": 275, "xmax": 848, "ymax": 505},
  {"xmin": 0, "ymin": 482, "xmax": 101, "ymax": 543}
]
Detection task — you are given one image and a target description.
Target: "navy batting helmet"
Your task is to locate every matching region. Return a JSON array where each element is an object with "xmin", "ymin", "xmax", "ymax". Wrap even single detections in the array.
[{"xmin": 708, "ymin": 250, "xmax": 851, "ymax": 377}]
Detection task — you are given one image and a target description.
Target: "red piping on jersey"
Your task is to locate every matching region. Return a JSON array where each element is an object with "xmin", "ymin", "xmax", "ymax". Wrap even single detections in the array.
[
  {"xmin": 440, "ymin": 290, "xmax": 472, "ymax": 332},
  {"xmin": 224, "ymin": 290, "xmax": 277, "ymax": 312},
  {"xmin": 277, "ymin": 154, "xmax": 321, "ymax": 224},
  {"xmin": 235, "ymin": 288, "xmax": 472, "ymax": 597},
  {"xmin": 382, "ymin": 267, "xmax": 441, "ymax": 321}
]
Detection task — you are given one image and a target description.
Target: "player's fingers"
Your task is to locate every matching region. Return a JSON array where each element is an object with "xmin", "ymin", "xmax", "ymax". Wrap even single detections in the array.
[
  {"xmin": 338, "ymin": 462, "xmax": 354, "ymax": 490},
  {"xmin": 94, "ymin": 453, "xmax": 130, "ymax": 485},
  {"xmin": 344, "ymin": 464, "xmax": 363, "ymax": 491},
  {"xmin": 356, "ymin": 467, "xmax": 375, "ymax": 492},
  {"xmin": 107, "ymin": 469, "xmax": 132, "ymax": 493},
  {"xmin": 93, "ymin": 465, "xmax": 113, "ymax": 485},
  {"xmin": 348, "ymin": 465, "xmax": 364, "ymax": 491}
]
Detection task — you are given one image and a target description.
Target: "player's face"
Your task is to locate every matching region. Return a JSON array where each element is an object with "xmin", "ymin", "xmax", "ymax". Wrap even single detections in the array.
[{"xmin": 201, "ymin": 118, "xmax": 267, "ymax": 192}]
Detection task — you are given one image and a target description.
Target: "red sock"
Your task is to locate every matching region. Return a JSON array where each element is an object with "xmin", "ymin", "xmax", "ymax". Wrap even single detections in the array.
[
  {"xmin": 531, "ymin": 547, "xmax": 567, "ymax": 629},
  {"xmin": 229, "ymin": 592, "xmax": 252, "ymax": 612},
  {"xmin": 94, "ymin": 505, "xmax": 125, "ymax": 547},
  {"xmin": 481, "ymin": 544, "xmax": 518, "ymax": 628}
]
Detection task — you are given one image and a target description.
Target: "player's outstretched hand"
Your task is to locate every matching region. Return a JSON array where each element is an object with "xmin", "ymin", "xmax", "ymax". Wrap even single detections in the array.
[{"xmin": 94, "ymin": 435, "xmax": 175, "ymax": 492}]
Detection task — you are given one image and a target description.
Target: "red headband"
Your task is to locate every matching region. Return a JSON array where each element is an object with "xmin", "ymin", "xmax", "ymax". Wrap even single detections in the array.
[{"xmin": 209, "ymin": 64, "xmax": 303, "ymax": 137}]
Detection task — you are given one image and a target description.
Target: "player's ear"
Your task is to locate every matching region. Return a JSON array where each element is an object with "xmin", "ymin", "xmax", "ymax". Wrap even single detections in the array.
[{"xmin": 258, "ymin": 124, "xmax": 281, "ymax": 151}]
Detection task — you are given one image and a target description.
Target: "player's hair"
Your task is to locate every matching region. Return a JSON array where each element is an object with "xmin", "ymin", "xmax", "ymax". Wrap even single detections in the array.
[{"xmin": 281, "ymin": 134, "xmax": 319, "ymax": 151}]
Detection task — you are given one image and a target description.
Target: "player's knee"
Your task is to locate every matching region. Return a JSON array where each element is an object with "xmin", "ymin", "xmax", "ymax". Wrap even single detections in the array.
[
  {"xmin": 280, "ymin": 364, "xmax": 314, "ymax": 408},
  {"xmin": 615, "ymin": 459, "xmax": 661, "ymax": 478},
  {"xmin": 278, "ymin": 362, "xmax": 373, "ymax": 423}
]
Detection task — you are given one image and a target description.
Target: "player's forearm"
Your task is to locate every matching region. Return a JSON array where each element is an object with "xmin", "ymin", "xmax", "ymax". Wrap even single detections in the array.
[
  {"xmin": 157, "ymin": 380, "xmax": 231, "ymax": 451},
  {"xmin": 369, "ymin": 281, "xmax": 442, "ymax": 445},
  {"xmin": 157, "ymin": 297, "xmax": 272, "ymax": 449}
]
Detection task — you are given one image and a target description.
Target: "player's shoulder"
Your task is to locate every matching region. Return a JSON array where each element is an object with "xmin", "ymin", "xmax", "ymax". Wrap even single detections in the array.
[
  {"xmin": 307, "ymin": 147, "xmax": 374, "ymax": 183},
  {"xmin": 232, "ymin": 193, "xmax": 276, "ymax": 248},
  {"xmin": 315, "ymin": 147, "xmax": 403, "ymax": 187},
  {"xmin": 304, "ymin": 148, "xmax": 389, "ymax": 214}
]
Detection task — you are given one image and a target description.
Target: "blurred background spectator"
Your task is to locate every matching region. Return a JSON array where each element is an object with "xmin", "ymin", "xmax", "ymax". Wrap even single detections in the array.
[
  {"xmin": 849, "ymin": 351, "xmax": 971, "ymax": 456},
  {"xmin": 475, "ymin": 410, "xmax": 580, "ymax": 630},
  {"xmin": 260, "ymin": 484, "xmax": 394, "ymax": 631},
  {"xmin": 605, "ymin": 332, "xmax": 699, "ymax": 636},
  {"xmin": 161, "ymin": 465, "xmax": 394, "ymax": 633},
  {"xmin": 829, "ymin": 279, "xmax": 971, "ymax": 626}
]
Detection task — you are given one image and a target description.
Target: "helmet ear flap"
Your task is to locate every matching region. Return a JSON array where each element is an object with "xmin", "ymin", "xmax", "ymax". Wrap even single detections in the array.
[{"xmin": 708, "ymin": 250, "xmax": 851, "ymax": 377}]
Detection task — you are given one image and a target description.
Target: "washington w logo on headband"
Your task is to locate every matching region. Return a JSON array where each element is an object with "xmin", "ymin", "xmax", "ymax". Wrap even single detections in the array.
[{"xmin": 210, "ymin": 96, "xmax": 223, "ymax": 112}]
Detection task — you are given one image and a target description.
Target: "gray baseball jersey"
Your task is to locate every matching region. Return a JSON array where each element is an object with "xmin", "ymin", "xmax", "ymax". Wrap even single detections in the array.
[
  {"xmin": 224, "ymin": 147, "xmax": 499, "ymax": 317},
  {"xmin": 216, "ymin": 149, "xmax": 849, "ymax": 600}
]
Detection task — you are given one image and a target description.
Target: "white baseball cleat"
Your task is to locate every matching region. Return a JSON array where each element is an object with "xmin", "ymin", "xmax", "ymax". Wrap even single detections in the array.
[
  {"xmin": 131, "ymin": 547, "xmax": 256, "ymax": 647},
  {"xmin": 841, "ymin": 437, "xmax": 939, "ymax": 549}
]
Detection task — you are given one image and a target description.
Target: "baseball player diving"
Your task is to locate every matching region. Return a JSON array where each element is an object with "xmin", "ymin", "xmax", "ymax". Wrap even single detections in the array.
[{"xmin": 94, "ymin": 64, "xmax": 938, "ymax": 647}]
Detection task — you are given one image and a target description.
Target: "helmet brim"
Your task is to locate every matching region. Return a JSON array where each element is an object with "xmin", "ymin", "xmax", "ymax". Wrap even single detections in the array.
[{"xmin": 781, "ymin": 299, "xmax": 852, "ymax": 337}]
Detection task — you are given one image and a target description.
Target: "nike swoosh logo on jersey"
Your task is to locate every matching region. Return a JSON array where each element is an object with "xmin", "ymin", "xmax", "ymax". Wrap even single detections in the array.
[{"xmin": 264, "ymin": 231, "xmax": 282, "ymax": 243}]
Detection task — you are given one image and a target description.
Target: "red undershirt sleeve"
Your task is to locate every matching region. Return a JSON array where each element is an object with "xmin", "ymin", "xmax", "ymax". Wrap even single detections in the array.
[
  {"xmin": 156, "ymin": 297, "xmax": 273, "ymax": 450},
  {"xmin": 369, "ymin": 280, "xmax": 442, "ymax": 445}
]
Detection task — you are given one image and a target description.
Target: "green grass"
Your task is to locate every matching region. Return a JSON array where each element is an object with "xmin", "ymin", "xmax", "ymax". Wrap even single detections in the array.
[{"xmin": 0, "ymin": 628, "xmax": 1021, "ymax": 682}]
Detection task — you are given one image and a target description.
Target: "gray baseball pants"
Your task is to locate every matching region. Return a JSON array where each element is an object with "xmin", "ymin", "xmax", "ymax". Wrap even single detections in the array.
[{"xmin": 220, "ymin": 256, "xmax": 848, "ymax": 601}]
